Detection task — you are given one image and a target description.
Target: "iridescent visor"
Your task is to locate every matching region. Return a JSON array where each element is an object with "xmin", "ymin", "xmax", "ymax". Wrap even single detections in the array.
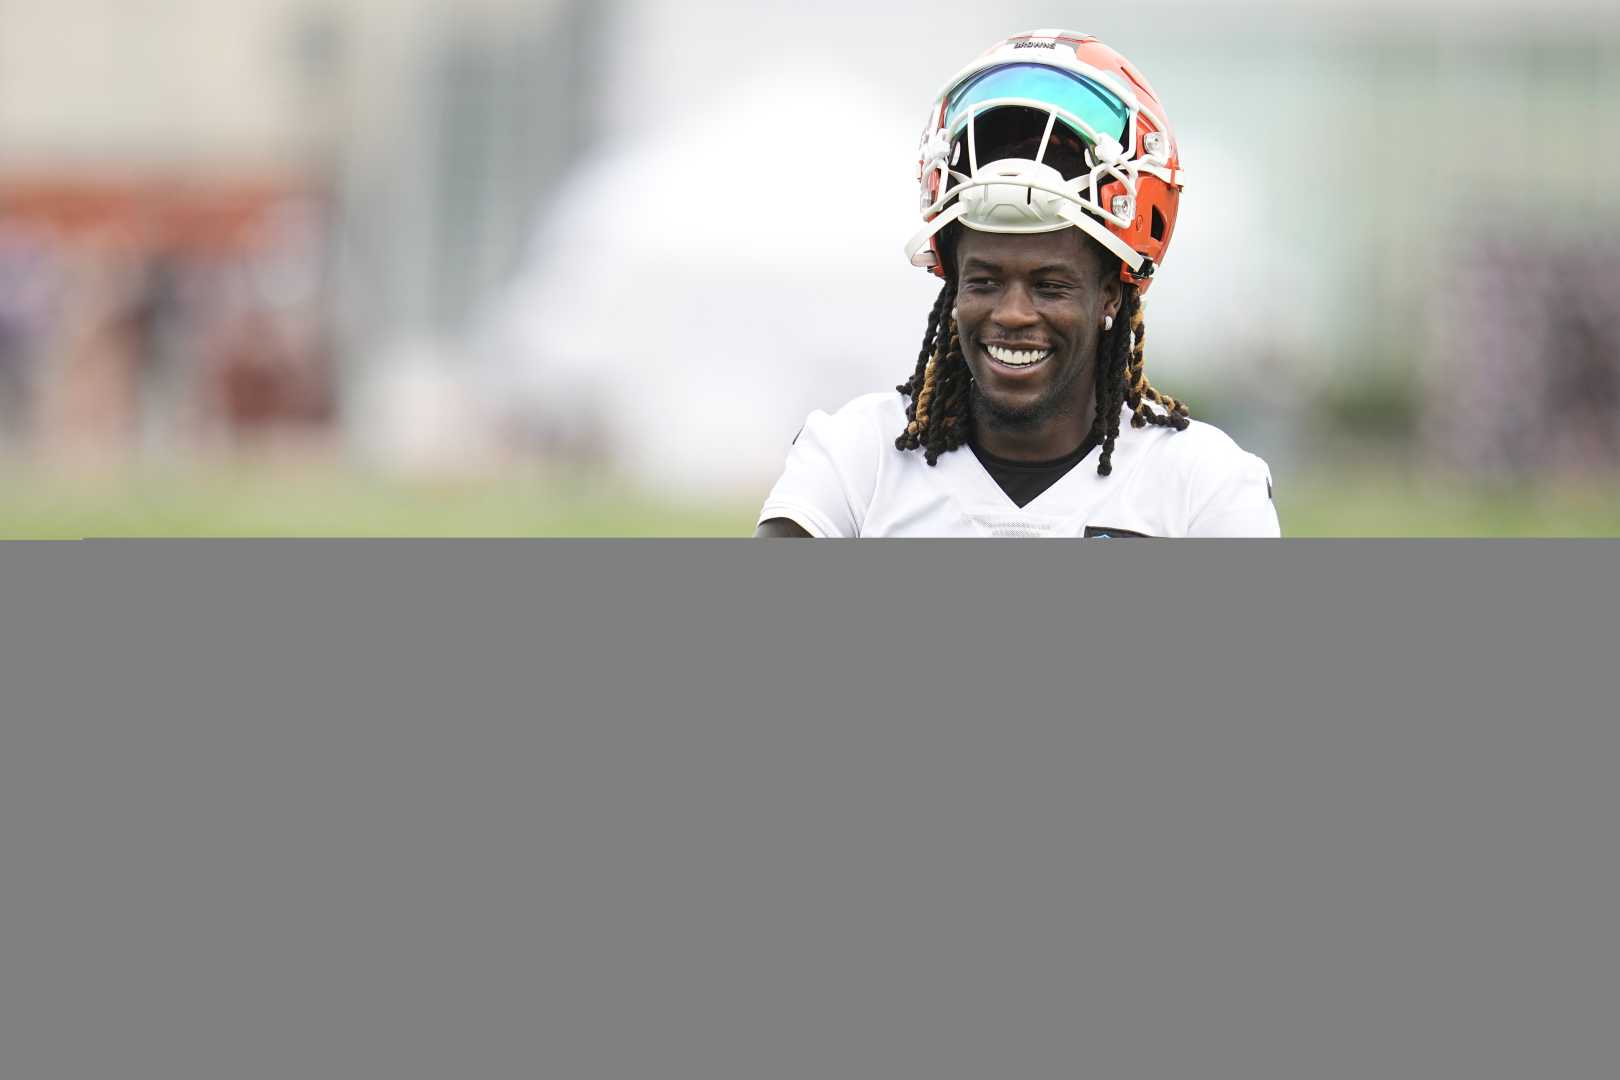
[{"xmin": 944, "ymin": 63, "xmax": 1129, "ymax": 148}]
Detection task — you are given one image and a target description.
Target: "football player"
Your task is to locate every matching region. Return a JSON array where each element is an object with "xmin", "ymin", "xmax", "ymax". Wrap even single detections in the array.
[{"xmin": 756, "ymin": 30, "xmax": 1279, "ymax": 538}]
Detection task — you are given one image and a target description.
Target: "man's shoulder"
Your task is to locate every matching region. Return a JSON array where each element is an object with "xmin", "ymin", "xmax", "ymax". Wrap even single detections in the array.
[
  {"xmin": 1176, "ymin": 416, "xmax": 1250, "ymax": 457},
  {"xmin": 1133, "ymin": 413, "xmax": 1262, "ymax": 474},
  {"xmin": 1114, "ymin": 413, "xmax": 1276, "ymax": 534},
  {"xmin": 798, "ymin": 391, "xmax": 906, "ymax": 448},
  {"xmin": 828, "ymin": 391, "xmax": 908, "ymax": 427},
  {"xmin": 765, "ymin": 391, "xmax": 908, "ymax": 538}
]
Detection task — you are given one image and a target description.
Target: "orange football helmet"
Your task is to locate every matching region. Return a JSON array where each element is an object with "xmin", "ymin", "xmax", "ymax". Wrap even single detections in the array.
[{"xmin": 906, "ymin": 30, "xmax": 1185, "ymax": 295}]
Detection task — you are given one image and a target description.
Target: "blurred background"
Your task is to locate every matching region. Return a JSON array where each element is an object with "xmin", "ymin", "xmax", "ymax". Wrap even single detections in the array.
[{"xmin": 1, "ymin": 0, "xmax": 1617, "ymax": 535}]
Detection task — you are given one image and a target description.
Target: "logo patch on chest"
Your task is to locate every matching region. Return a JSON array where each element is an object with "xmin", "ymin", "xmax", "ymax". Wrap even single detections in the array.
[{"xmin": 1083, "ymin": 526, "xmax": 1152, "ymax": 538}]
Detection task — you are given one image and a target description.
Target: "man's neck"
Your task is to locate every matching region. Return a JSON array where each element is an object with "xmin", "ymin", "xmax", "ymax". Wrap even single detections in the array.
[{"xmin": 971, "ymin": 395, "xmax": 1099, "ymax": 462}]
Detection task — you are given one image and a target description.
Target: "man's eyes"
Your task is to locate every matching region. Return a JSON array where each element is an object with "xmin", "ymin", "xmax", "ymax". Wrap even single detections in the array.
[{"xmin": 960, "ymin": 278, "xmax": 1075, "ymax": 292}]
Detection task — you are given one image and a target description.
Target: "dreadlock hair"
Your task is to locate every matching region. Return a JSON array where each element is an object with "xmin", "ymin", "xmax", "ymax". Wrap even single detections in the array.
[
  {"xmin": 1095, "ymin": 279, "xmax": 1190, "ymax": 474},
  {"xmin": 894, "ymin": 119, "xmax": 1189, "ymax": 474},
  {"xmin": 894, "ymin": 275, "xmax": 972, "ymax": 465}
]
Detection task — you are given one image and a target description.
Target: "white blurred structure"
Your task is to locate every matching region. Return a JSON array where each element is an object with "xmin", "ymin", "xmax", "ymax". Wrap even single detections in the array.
[{"xmin": 477, "ymin": 63, "xmax": 939, "ymax": 495}]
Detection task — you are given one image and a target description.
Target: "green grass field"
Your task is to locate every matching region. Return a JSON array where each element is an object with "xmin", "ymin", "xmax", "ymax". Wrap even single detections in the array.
[
  {"xmin": 2, "ymin": 461, "xmax": 1616, "ymax": 538},
  {"xmin": 1272, "ymin": 466, "xmax": 1620, "ymax": 537},
  {"xmin": 0, "ymin": 462, "xmax": 755, "ymax": 538}
]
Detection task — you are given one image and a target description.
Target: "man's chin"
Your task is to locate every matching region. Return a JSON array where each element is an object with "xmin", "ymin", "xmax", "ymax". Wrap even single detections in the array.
[{"xmin": 972, "ymin": 387, "xmax": 1055, "ymax": 430}]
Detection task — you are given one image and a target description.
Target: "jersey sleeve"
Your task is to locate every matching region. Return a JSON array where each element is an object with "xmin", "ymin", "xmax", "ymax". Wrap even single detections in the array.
[
  {"xmin": 757, "ymin": 401, "xmax": 884, "ymax": 537},
  {"xmin": 1185, "ymin": 447, "xmax": 1281, "ymax": 538}
]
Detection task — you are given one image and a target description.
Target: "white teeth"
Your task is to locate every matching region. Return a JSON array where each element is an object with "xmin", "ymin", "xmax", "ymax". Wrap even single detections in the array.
[{"xmin": 987, "ymin": 345, "xmax": 1050, "ymax": 367}]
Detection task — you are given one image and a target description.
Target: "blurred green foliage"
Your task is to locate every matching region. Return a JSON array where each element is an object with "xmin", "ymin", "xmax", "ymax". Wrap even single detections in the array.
[{"xmin": 1307, "ymin": 369, "xmax": 1421, "ymax": 443}]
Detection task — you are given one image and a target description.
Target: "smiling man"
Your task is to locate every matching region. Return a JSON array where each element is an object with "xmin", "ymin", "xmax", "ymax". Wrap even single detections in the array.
[{"xmin": 756, "ymin": 30, "xmax": 1279, "ymax": 538}]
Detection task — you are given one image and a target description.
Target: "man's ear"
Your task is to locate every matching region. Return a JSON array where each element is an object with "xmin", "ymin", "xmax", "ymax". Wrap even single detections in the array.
[{"xmin": 1101, "ymin": 275, "xmax": 1123, "ymax": 320}]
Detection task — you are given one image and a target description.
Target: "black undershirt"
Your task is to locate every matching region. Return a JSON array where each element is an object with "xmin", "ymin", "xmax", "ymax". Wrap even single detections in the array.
[{"xmin": 968, "ymin": 432, "xmax": 1101, "ymax": 509}]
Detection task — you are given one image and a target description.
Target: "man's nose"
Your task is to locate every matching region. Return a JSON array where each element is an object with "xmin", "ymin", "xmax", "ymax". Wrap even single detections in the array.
[{"xmin": 992, "ymin": 283, "xmax": 1039, "ymax": 330}]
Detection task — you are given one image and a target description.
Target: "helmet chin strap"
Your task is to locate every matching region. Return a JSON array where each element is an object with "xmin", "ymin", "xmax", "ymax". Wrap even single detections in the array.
[
  {"xmin": 906, "ymin": 203, "xmax": 966, "ymax": 268},
  {"xmin": 1053, "ymin": 204, "xmax": 1146, "ymax": 274}
]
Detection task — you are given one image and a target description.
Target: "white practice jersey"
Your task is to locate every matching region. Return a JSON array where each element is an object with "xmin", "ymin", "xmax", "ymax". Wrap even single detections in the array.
[{"xmin": 758, "ymin": 392, "xmax": 1280, "ymax": 538}]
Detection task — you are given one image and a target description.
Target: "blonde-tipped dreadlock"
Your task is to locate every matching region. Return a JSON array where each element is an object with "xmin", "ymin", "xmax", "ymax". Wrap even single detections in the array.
[
  {"xmin": 1125, "ymin": 300, "xmax": 1188, "ymax": 430},
  {"xmin": 895, "ymin": 279, "xmax": 975, "ymax": 464},
  {"xmin": 909, "ymin": 354, "xmax": 938, "ymax": 436}
]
